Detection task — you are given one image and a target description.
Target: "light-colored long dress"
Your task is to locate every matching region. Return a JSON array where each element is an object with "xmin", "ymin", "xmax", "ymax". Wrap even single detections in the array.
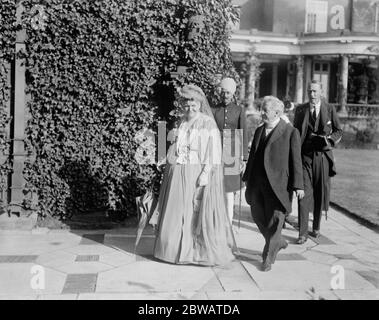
[{"xmin": 153, "ymin": 113, "xmax": 236, "ymax": 266}]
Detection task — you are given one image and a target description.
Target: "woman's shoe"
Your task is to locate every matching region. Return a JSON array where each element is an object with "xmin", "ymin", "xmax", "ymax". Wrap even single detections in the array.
[{"xmin": 296, "ymin": 236, "xmax": 307, "ymax": 244}]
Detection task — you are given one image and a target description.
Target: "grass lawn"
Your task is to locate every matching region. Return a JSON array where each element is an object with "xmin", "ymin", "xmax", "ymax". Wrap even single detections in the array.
[{"xmin": 332, "ymin": 149, "xmax": 379, "ymax": 226}]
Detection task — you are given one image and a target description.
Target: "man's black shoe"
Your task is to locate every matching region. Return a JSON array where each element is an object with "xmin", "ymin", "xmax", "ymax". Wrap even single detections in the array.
[
  {"xmin": 310, "ymin": 230, "xmax": 320, "ymax": 238},
  {"xmin": 296, "ymin": 236, "xmax": 307, "ymax": 244}
]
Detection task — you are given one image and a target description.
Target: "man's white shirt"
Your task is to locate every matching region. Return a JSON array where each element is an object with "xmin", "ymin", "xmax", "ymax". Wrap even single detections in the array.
[
  {"xmin": 310, "ymin": 100, "xmax": 321, "ymax": 118},
  {"xmin": 265, "ymin": 117, "xmax": 281, "ymax": 136}
]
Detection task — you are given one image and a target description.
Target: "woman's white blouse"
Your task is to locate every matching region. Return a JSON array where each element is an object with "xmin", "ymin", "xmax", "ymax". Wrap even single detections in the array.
[{"xmin": 175, "ymin": 114, "xmax": 222, "ymax": 166}]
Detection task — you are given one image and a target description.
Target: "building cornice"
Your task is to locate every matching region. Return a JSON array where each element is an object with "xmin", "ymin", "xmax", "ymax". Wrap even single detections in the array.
[{"xmin": 230, "ymin": 31, "xmax": 379, "ymax": 56}]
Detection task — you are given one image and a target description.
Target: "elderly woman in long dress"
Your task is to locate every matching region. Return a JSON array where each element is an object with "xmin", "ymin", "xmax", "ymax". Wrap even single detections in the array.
[{"xmin": 153, "ymin": 84, "xmax": 236, "ymax": 266}]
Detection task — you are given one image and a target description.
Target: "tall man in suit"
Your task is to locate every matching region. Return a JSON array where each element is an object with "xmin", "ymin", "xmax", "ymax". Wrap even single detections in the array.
[
  {"xmin": 293, "ymin": 80, "xmax": 343, "ymax": 244},
  {"xmin": 243, "ymin": 96, "xmax": 304, "ymax": 271}
]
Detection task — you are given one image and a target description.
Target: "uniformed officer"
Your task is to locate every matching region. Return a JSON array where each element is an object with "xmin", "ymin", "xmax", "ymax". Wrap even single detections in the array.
[{"xmin": 211, "ymin": 78, "xmax": 249, "ymax": 224}]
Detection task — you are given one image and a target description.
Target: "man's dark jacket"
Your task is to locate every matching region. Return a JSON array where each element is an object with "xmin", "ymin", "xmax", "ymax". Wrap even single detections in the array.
[
  {"xmin": 242, "ymin": 119, "xmax": 303, "ymax": 214},
  {"xmin": 293, "ymin": 99, "xmax": 343, "ymax": 177}
]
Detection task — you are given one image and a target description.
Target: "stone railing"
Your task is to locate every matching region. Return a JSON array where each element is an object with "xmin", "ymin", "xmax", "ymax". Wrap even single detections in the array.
[{"xmin": 330, "ymin": 103, "xmax": 379, "ymax": 118}]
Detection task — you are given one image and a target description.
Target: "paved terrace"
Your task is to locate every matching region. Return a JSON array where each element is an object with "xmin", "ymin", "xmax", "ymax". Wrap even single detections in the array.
[{"xmin": 0, "ymin": 197, "xmax": 378, "ymax": 300}]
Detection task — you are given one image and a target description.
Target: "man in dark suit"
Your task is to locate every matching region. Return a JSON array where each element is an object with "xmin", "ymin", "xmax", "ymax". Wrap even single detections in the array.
[
  {"xmin": 243, "ymin": 96, "xmax": 304, "ymax": 271},
  {"xmin": 293, "ymin": 80, "xmax": 343, "ymax": 244}
]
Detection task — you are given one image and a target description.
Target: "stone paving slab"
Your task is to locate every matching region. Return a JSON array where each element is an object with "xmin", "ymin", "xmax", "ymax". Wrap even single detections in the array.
[
  {"xmin": 0, "ymin": 264, "xmax": 66, "ymax": 296},
  {"xmin": 213, "ymin": 261, "xmax": 260, "ymax": 292},
  {"xmin": 99, "ymin": 251, "xmax": 137, "ymax": 267},
  {"xmin": 96, "ymin": 260, "xmax": 216, "ymax": 293},
  {"xmin": 302, "ymin": 250, "xmax": 339, "ymax": 265},
  {"xmin": 241, "ymin": 260, "xmax": 376, "ymax": 291},
  {"xmin": 36, "ymin": 251, "xmax": 77, "ymax": 268},
  {"xmin": 197, "ymin": 272, "xmax": 225, "ymax": 293},
  {"xmin": 357, "ymin": 271, "xmax": 379, "ymax": 289}
]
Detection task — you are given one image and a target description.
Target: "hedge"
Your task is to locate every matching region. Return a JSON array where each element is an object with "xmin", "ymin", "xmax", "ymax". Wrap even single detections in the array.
[{"xmin": 19, "ymin": 0, "xmax": 238, "ymax": 220}]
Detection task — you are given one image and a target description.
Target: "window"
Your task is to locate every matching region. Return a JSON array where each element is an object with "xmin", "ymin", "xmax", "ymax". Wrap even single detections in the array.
[
  {"xmin": 313, "ymin": 61, "xmax": 330, "ymax": 101},
  {"xmin": 305, "ymin": 0, "xmax": 328, "ymax": 33}
]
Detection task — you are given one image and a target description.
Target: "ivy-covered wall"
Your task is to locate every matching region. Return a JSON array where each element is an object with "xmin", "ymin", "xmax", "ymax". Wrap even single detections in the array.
[{"xmin": 18, "ymin": 0, "xmax": 238, "ymax": 220}]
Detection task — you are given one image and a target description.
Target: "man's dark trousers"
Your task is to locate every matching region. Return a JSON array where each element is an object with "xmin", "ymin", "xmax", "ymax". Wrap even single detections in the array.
[
  {"xmin": 298, "ymin": 152, "xmax": 330, "ymax": 238},
  {"xmin": 250, "ymin": 180, "xmax": 286, "ymax": 264},
  {"xmin": 249, "ymin": 130, "xmax": 286, "ymax": 263}
]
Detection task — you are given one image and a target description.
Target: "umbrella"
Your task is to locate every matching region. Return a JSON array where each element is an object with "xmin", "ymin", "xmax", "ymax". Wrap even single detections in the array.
[{"xmin": 135, "ymin": 190, "xmax": 158, "ymax": 248}]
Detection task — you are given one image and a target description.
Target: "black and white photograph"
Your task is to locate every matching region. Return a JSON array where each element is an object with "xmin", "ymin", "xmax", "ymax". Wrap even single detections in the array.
[{"xmin": 0, "ymin": 0, "xmax": 379, "ymax": 305}]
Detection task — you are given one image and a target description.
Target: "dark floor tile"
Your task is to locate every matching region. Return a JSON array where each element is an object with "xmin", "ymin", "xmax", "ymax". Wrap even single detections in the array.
[
  {"xmin": 75, "ymin": 255, "xmax": 100, "ymax": 262},
  {"xmin": 62, "ymin": 274, "xmax": 98, "ymax": 294},
  {"xmin": 0, "ymin": 255, "xmax": 38, "ymax": 263},
  {"xmin": 276, "ymin": 253, "xmax": 307, "ymax": 261}
]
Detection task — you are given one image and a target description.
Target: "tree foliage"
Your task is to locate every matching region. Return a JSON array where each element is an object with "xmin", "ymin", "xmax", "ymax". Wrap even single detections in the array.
[{"xmin": 20, "ymin": 0, "xmax": 238, "ymax": 219}]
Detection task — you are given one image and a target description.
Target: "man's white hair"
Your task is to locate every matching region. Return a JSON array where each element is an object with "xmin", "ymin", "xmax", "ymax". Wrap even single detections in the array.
[{"xmin": 262, "ymin": 96, "xmax": 284, "ymax": 115}]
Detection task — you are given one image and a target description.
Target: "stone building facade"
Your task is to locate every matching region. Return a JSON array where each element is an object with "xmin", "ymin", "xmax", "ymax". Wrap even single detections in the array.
[{"xmin": 231, "ymin": 0, "xmax": 379, "ymax": 116}]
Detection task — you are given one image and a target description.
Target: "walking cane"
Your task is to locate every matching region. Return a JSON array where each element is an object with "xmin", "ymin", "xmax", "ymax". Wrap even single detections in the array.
[{"xmin": 238, "ymin": 173, "xmax": 242, "ymax": 230}]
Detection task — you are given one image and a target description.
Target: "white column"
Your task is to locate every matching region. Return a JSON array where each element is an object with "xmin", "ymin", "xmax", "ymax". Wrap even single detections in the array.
[
  {"xmin": 239, "ymin": 63, "xmax": 247, "ymax": 102},
  {"xmin": 295, "ymin": 56, "xmax": 304, "ymax": 104},
  {"xmin": 247, "ymin": 55, "xmax": 258, "ymax": 109},
  {"xmin": 271, "ymin": 63, "xmax": 278, "ymax": 96},
  {"xmin": 339, "ymin": 55, "xmax": 349, "ymax": 115}
]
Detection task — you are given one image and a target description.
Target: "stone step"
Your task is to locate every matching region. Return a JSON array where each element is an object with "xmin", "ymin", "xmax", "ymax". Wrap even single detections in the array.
[{"xmin": 0, "ymin": 213, "xmax": 38, "ymax": 230}]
